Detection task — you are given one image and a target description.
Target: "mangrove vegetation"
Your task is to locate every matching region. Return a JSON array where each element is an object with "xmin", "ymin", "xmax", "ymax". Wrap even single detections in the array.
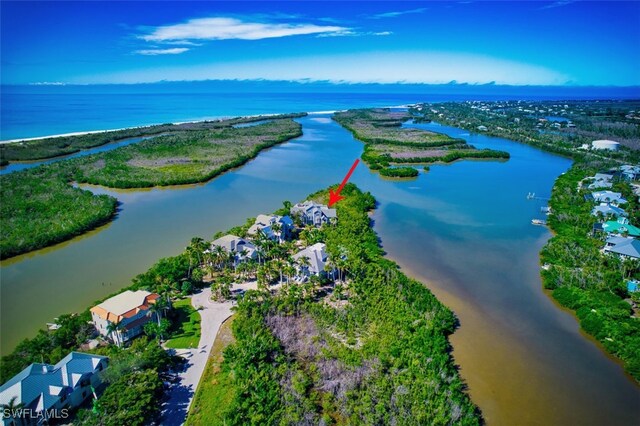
[
  {"xmin": 0, "ymin": 117, "xmax": 303, "ymax": 259},
  {"xmin": 333, "ymin": 108, "xmax": 509, "ymax": 179}
]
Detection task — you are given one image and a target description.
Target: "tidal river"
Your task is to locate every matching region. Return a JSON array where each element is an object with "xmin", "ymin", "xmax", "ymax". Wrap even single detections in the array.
[{"xmin": 1, "ymin": 115, "xmax": 638, "ymax": 424}]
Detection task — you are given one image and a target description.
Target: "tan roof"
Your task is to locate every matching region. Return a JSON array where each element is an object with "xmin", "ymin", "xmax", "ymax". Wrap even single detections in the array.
[{"xmin": 90, "ymin": 290, "xmax": 159, "ymax": 323}]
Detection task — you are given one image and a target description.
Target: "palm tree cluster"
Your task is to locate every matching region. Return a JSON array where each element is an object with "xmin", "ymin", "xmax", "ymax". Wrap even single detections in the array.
[{"xmin": 185, "ymin": 224, "xmax": 343, "ymax": 302}]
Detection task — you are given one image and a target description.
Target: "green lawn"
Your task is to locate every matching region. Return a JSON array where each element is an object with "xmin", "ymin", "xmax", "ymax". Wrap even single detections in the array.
[
  {"xmin": 164, "ymin": 298, "xmax": 201, "ymax": 349},
  {"xmin": 185, "ymin": 316, "xmax": 236, "ymax": 426}
]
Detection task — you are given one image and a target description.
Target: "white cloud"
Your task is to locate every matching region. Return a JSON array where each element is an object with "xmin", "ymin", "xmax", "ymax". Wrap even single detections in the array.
[
  {"xmin": 370, "ymin": 8, "xmax": 428, "ymax": 19},
  {"xmin": 78, "ymin": 51, "xmax": 571, "ymax": 86},
  {"xmin": 539, "ymin": 1, "xmax": 575, "ymax": 10},
  {"xmin": 139, "ymin": 17, "xmax": 348, "ymax": 42},
  {"xmin": 134, "ymin": 48, "xmax": 189, "ymax": 56},
  {"xmin": 316, "ymin": 30, "xmax": 393, "ymax": 38},
  {"xmin": 161, "ymin": 40, "xmax": 203, "ymax": 46}
]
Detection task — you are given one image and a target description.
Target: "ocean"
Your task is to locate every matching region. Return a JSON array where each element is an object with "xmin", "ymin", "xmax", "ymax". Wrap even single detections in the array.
[{"xmin": 2, "ymin": 83, "xmax": 638, "ymax": 140}]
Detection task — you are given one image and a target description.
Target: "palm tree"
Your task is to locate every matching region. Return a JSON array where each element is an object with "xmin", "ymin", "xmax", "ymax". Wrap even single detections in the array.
[
  {"xmin": 213, "ymin": 245, "xmax": 227, "ymax": 270},
  {"xmin": 272, "ymin": 259, "xmax": 285, "ymax": 283},
  {"xmin": 256, "ymin": 265, "xmax": 269, "ymax": 290},
  {"xmin": 296, "ymin": 255, "xmax": 311, "ymax": 281},
  {"xmin": 325, "ymin": 258, "xmax": 337, "ymax": 281},
  {"xmin": 237, "ymin": 248, "xmax": 249, "ymax": 271},
  {"xmin": 190, "ymin": 237, "xmax": 206, "ymax": 260},
  {"xmin": 106, "ymin": 321, "xmax": 124, "ymax": 347},
  {"xmin": 284, "ymin": 264, "xmax": 296, "ymax": 284},
  {"xmin": 158, "ymin": 281, "xmax": 172, "ymax": 304},
  {"xmin": 1, "ymin": 396, "xmax": 25, "ymax": 425},
  {"xmin": 236, "ymin": 261, "xmax": 249, "ymax": 281},
  {"xmin": 271, "ymin": 222, "xmax": 283, "ymax": 242},
  {"xmin": 147, "ymin": 298, "xmax": 168, "ymax": 326}
]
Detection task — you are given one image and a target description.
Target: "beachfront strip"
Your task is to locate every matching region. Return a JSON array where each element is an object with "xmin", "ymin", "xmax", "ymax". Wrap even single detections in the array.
[{"xmin": 0, "ymin": 200, "xmax": 338, "ymax": 425}]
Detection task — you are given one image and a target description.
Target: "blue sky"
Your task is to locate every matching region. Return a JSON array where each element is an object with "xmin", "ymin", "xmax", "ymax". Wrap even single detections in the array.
[{"xmin": 1, "ymin": 1, "xmax": 639, "ymax": 86}]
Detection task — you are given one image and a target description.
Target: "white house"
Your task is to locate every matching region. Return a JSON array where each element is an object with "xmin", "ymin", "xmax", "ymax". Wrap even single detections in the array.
[
  {"xmin": 620, "ymin": 165, "xmax": 640, "ymax": 181},
  {"xmin": 591, "ymin": 203, "xmax": 628, "ymax": 218},
  {"xmin": 586, "ymin": 173, "xmax": 613, "ymax": 190},
  {"xmin": 90, "ymin": 290, "xmax": 160, "ymax": 345},
  {"xmin": 589, "ymin": 191, "xmax": 627, "ymax": 206},
  {"xmin": 292, "ymin": 243, "xmax": 332, "ymax": 281},
  {"xmin": 209, "ymin": 234, "xmax": 257, "ymax": 265},
  {"xmin": 247, "ymin": 214, "xmax": 294, "ymax": 242},
  {"xmin": 0, "ymin": 352, "xmax": 108, "ymax": 426},
  {"xmin": 290, "ymin": 201, "xmax": 337, "ymax": 227},
  {"xmin": 603, "ymin": 236, "xmax": 640, "ymax": 260}
]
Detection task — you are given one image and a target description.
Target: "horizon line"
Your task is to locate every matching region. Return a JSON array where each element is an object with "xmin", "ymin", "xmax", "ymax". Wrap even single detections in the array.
[{"xmin": 4, "ymin": 80, "xmax": 640, "ymax": 89}]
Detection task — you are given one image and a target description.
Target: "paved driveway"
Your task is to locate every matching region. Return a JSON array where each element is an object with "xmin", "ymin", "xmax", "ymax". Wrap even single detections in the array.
[{"xmin": 160, "ymin": 287, "xmax": 233, "ymax": 425}]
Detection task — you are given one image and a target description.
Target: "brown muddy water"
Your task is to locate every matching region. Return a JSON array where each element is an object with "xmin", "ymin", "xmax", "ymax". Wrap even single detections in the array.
[{"xmin": 1, "ymin": 116, "xmax": 638, "ymax": 424}]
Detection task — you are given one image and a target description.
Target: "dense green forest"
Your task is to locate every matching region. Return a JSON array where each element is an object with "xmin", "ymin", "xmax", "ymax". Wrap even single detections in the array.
[
  {"xmin": 0, "ymin": 163, "xmax": 117, "ymax": 259},
  {"xmin": 378, "ymin": 166, "xmax": 419, "ymax": 178},
  {"xmin": 334, "ymin": 108, "xmax": 508, "ymax": 179},
  {"xmin": 0, "ymin": 113, "xmax": 306, "ymax": 162},
  {"xmin": 0, "ymin": 118, "xmax": 303, "ymax": 259},
  {"xmin": 416, "ymin": 100, "xmax": 640, "ymax": 381},
  {"xmin": 202, "ymin": 184, "xmax": 480, "ymax": 424}
]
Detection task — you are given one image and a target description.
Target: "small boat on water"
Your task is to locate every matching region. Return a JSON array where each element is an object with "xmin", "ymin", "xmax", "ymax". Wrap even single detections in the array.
[
  {"xmin": 532, "ymin": 219, "xmax": 547, "ymax": 226},
  {"xmin": 527, "ymin": 192, "xmax": 535, "ymax": 199}
]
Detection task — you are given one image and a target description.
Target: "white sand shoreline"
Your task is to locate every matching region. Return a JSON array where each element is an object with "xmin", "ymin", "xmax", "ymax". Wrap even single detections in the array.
[{"xmin": 0, "ymin": 105, "xmax": 409, "ymax": 144}]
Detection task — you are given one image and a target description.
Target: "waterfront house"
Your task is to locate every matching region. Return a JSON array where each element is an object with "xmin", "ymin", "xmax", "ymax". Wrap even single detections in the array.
[
  {"xmin": 247, "ymin": 214, "xmax": 294, "ymax": 242},
  {"xmin": 603, "ymin": 236, "xmax": 640, "ymax": 260},
  {"xmin": 591, "ymin": 203, "xmax": 628, "ymax": 218},
  {"xmin": 620, "ymin": 165, "xmax": 640, "ymax": 181},
  {"xmin": 292, "ymin": 243, "xmax": 332, "ymax": 281},
  {"xmin": 290, "ymin": 201, "xmax": 337, "ymax": 227},
  {"xmin": 476, "ymin": 125, "xmax": 488, "ymax": 131},
  {"xmin": 90, "ymin": 290, "xmax": 160, "ymax": 345},
  {"xmin": 587, "ymin": 190, "xmax": 627, "ymax": 206},
  {"xmin": 586, "ymin": 173, "xmax": 614, "ymax": 190},
  {"xmin": 209, "ymin": 234, "xmax": 257, "ymax": 265},
  {"xmin": 0, "ymin": 352, "xmax": 108, "ymax": 425},
  {"xmin": 597, "ymin": 218, "xmax": 640, "ymax": 238}
]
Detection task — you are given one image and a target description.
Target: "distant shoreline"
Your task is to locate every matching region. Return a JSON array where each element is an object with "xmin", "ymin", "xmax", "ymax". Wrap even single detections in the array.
[{"xmin": 0, "ymin": 105, "xmax": 411, "ymax": 144}]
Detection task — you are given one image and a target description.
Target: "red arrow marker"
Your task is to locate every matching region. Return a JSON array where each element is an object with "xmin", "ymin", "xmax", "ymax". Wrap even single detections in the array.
[{"xmin": 328, "ymin": 159, "xmax": 360, "ymax": 207}]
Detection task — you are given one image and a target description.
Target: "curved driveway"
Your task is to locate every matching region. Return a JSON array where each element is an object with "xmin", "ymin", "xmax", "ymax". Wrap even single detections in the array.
[{"xmin": 160, "ymin": 287, "xmax": 233, "ymax": 425}]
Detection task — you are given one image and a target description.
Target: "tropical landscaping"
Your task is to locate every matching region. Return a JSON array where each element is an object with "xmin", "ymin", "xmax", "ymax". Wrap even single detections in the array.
[
  {"xmin": 186, "ymin": 184, "xmax": 480, "ymax": 424},
  {"xmin": 164, "ymin": 298, "xmax": 202, "ymax": 349}
]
